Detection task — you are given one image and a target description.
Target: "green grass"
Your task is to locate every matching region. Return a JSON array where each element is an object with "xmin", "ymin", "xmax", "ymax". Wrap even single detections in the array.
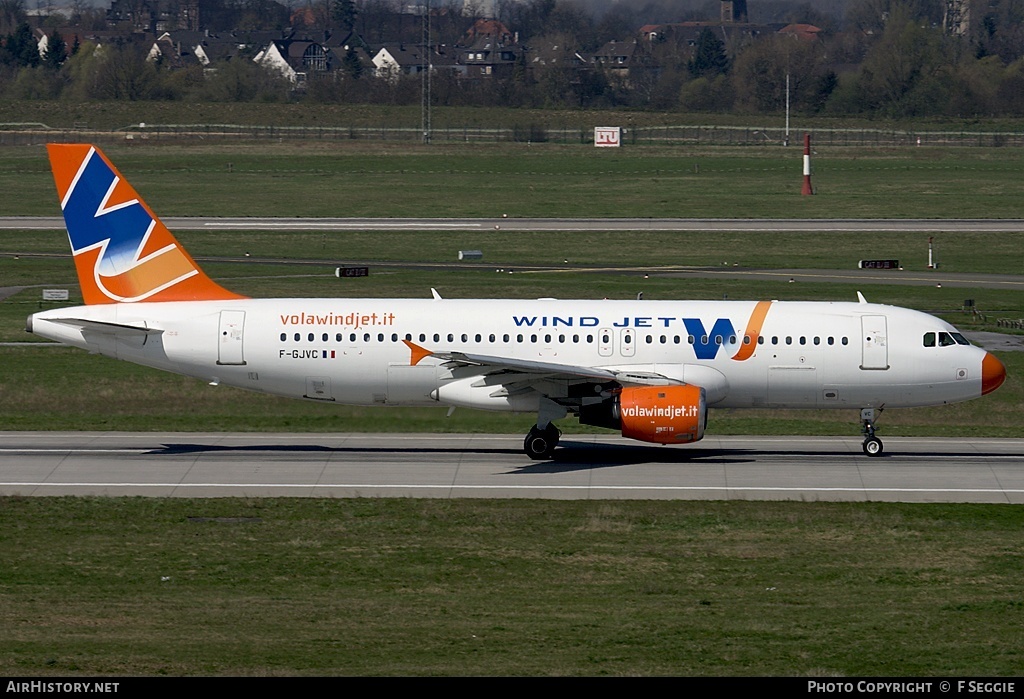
[
  {"xmin": 1, "ymin": 497, "xmax": 1023, "ymax": 676},
  {"xmin": 3, "ymin": 141, "xmax": 1024, "ymax": 218}
]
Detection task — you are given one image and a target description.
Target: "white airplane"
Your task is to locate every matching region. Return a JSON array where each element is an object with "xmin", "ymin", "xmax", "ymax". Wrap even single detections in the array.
[{"xmin": 28, "ymin": 144, "xmax": 1006, "ymax": 459}]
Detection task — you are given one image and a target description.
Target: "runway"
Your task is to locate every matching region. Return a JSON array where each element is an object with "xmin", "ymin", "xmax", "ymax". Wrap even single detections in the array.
[
  {"xmin": 4, "ymin": 216, "xmax": 1024, "ymax": 232},
  {"xmin": 2, "ymin": 432, "xmax": 1023, "ymax": 504}
]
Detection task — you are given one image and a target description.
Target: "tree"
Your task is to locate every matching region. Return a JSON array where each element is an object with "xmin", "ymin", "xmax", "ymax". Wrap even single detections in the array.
[
  {"xmin": 332, "ymin": 0, "xmax": 357, "ymax": 33},
  {"xmin": 342, "ymin": 46, "xmax": 362, "ymax": 79},
  {"xmin": 42, "ymin": 29, "xmax": 66, "ymax": 70},
  {"xmin": 3, "ymin": 22, "xmax": 39, "ymax": 68},
  {"xmin": 855, "ymin": 7, "xmax": 946, "ymax": 114},
  {"xmin": 688, "ymin": 28, "xmax": 729, "ymax": 78}
]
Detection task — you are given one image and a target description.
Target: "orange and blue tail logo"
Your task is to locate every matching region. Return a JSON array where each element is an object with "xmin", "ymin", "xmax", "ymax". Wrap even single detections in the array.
[{"xmin": 48, "ymin": 144, "xmax": 245, "ymax": 304}]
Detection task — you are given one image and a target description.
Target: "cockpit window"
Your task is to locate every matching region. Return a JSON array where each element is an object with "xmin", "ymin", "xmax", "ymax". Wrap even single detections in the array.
[
  {"xmin": 951, "ymin": 332, "xmax": 970, "ymax": 346},
  {"xmin": 923, "ymin": 332, "xmax": 936, "ymax": 347},
  {"xmin": 938, "ymin": 331, "xmax": 957, "ymax": 347}
]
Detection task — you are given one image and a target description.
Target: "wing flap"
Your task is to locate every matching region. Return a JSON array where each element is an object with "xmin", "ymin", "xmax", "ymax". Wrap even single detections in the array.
[{"xmin": 405, "ymin": 341, "xmax": 681, "ymax": 387}]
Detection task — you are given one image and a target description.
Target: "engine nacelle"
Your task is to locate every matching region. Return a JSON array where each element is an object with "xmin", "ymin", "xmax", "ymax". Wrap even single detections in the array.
[{"xmin": 618, "ymin": 385, "xmax": 706, "ymax": 445}]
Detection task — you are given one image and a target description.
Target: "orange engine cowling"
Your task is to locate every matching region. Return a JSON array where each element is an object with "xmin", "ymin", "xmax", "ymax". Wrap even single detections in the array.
[{"xmin": 617, "ymin": 385, "xmax": 707, "ymax": 445}]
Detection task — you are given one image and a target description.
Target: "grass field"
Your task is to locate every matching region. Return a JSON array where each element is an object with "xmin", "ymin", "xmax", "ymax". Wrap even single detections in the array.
[
  {"xmin": 3, "ymin": 141, "xmax": 1024, "ymax": 219},
  {"xmin": 2, "ymin": 497, "xmax": 1024, "ymax": 676}
]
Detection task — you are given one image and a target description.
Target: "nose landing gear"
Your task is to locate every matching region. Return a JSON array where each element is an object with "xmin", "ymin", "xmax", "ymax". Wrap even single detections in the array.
[{"xmin": 860, "ymin": 408, "xmax": 884, "ymax": 457}]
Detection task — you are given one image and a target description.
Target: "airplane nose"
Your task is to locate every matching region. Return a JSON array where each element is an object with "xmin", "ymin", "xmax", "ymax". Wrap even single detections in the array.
[{"xmin": 982, "ymin": 352, "xmax": 1006, "ymax": 395}]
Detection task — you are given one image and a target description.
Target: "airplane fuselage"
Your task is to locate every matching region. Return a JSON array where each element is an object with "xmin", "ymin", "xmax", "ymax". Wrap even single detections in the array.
[{"xmin": 29, "ymin": 298, "xmax": 995, "ymax": 412}]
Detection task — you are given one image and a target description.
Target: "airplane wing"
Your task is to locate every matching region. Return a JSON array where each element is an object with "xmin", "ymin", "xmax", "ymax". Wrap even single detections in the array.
[{"xmin": 405, "ymin": 341, "xmax": 680, "ymax": 387}]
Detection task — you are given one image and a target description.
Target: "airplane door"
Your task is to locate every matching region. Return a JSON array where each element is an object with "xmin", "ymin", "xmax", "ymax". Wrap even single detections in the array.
[
  {"xmin": 860, "ymin": 315, "xmax": 889, "ymax": 370},
  {"xmin": 217, "ymin": 310, "xmax": 246, "ymax": 365},
  {"xmin": 598, "ymin": 329, "xmax": 613, "ymax": 358},
  {"xmin": 620, "ymin": 328, "xmax": 635, "ymax": 357}
]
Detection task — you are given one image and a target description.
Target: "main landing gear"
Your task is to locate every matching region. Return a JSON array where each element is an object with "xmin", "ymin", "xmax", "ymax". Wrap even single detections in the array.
[
  {"xmin": 524, "ymin": 423, "xmax": 561, "ymax": 460},
  {"xmin": 524, "ymin": 397, "xmax": 567, "ymax": 460},
  {"xmin": 860, "ymin": 408, "xmax": 883, "ymax": 457}
]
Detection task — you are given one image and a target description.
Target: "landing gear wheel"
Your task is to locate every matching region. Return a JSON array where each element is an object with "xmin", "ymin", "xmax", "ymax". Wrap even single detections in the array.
[
  {"xmin": 862, "ymin": 436, "xmax": 883, "ymax": 457},
  {"xmin": 859, "ymin": 408, "xmax": 884, "ymax": 457},
  {"xmin": 524, "ymin": 424, "xmax": 560, "ymax": 460}
]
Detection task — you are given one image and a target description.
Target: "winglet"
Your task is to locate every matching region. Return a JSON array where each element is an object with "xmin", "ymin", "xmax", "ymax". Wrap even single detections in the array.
[
  {"xmin": 857, "ymin": 291, "xmax": 868, "ymax": 304},
  {"xmin": 403, "ymin": 339, "xmax": 433, "ymax": 366},
  {"xmin": 47, "ymin": 143, "xmax": 246, "ymax": 305}
]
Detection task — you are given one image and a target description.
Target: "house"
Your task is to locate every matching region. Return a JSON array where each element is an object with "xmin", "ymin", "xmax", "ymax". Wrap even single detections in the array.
[
  {"xmin": 254, "ymin": 37, "xmax": 336, "ymax": 85},
  {"xmin": 459, "ymin": 34, "xmax": 520, "ymax": 79},
  {"xmin": 372, "ymin": 43, "xmax": 463, "ymax": 83}
]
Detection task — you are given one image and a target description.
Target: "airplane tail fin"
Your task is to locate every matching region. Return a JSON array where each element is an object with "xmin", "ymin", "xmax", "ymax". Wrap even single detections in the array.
[{"xmin": 47, "ymin": 143, "xmax": 245, "ymax": 305}]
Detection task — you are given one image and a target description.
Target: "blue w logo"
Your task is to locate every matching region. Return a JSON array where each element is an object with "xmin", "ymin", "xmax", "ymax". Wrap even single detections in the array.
[
  {"xmin": 62, "ymin": 150, "xmax": 153, "ymax": 276},
  {"xmin": 682, "ymin": 318, "xmax": 738, "ymax": 360}
]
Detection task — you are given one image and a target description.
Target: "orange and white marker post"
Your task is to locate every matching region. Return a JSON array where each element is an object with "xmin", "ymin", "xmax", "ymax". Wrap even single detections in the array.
[{"xmin": 801, "ymin": 132, "xmax": 814, "ymax": 196}]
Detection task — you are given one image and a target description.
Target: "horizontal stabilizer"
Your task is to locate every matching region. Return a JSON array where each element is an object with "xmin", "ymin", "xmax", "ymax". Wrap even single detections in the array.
[{"xmin": 45, "ymin": 317, "xmax": 162, "ymax": 336}]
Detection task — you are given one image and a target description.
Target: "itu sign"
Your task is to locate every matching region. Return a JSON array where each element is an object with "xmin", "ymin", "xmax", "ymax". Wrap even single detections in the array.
[{"xmin": 594, "ymin": 127, "xmax": 621, "ymax": 147}]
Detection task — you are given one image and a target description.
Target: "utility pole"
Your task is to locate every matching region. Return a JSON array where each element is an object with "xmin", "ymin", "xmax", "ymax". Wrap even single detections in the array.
[{"xmin": 421, "ymin": 0, "xmax": 432, "ymax": 144}]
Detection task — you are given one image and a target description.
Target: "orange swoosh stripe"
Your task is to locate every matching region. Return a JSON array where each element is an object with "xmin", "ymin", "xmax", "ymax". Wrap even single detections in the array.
[{"xmin": 731, "ymin": 300, "xmax": 772, "ymax": 361}]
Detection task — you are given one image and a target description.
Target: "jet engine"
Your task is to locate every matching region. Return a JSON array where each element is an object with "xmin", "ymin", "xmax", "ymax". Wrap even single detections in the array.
[{"xmin": 580, "ymin": 384, "xmax": 706, "ymax": 444}]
